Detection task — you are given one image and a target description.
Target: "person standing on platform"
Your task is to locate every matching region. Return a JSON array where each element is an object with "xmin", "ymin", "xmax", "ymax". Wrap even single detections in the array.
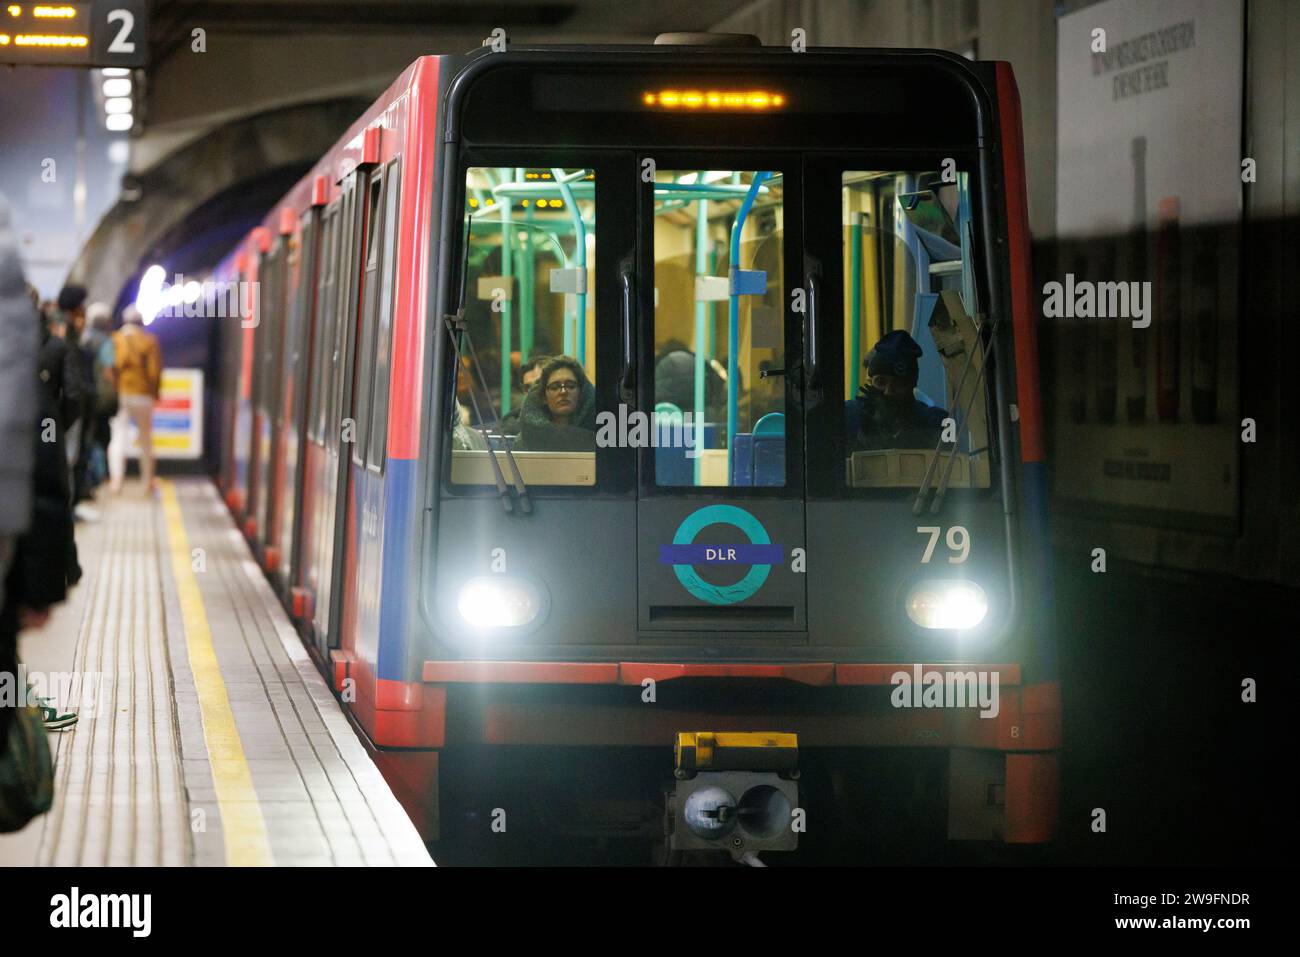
[
  {"xmin": 1, "ymin": 194, "xmax": 77, "ymax": 742},
  {"xmin": 108, "ymin": 305, "xmax": 163, "ymax": 495},
  {"xmin": 79, "ymin": 302, "xmax": 117, "ymax": 505},
  {"xmin": 0, "ymin": 195, "xmax": 38, "ymax": 752},
  {"xmin": 55, "ymin": 286, "xmax": 90, "ymax": 494},
  {"xmin": 38, "ymin": 290, "xmax": 85, "ymax": 589}
]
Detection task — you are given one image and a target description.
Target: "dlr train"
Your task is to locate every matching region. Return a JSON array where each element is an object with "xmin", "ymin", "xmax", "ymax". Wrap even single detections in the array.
[{"xmin": 211, "ymin": 33, "xmax": 1059, "ymax": 864}]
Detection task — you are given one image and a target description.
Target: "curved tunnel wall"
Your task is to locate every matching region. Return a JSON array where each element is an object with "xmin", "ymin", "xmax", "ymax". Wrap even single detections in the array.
[
  {"xmin": 68, "ymin": 97, "xmax": 370, "ymax": 468},
  {"xmin": 69, "ymin": 97, "xmax": 371, "ymax": 309}
]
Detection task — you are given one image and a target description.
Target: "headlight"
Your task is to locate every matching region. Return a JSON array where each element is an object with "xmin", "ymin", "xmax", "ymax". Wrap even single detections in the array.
[
  {"xmin": 905, "ymin": 580, "xmax": 988, "ymax": 630},
  {"xmin": 457, "ymin": 576, "xmax": 542, "ymax": 629}
]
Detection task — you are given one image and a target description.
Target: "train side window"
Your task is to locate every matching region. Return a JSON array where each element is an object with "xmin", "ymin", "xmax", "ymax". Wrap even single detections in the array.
[
  {"xmin": 840, "ymin": 169, "xmax": 991, "ymax": 490},
  {"xmin": 651, "ymin": 169, "xmax": 786, "ymax": 488},
  {"xmin": 308, "ymin": 203, "xmax": 340, "ymax": 443},
  {"xmin": 326, "ymin": 180, "xmax": 361, "ymax": 448},
  {"xmin": 259, "ymin": 242, "xmax": 286, "ymax": 417},
  {"xmin": 253, "ymin": 246, "xmax": 278, "ymax": 422},
  {"xmin": 289, "ymin": 215, "xmax": 313, "ymax": 392},
  {"xmin": 367, "ymin": 158, "xmax": 401, "ymax": 472},
  {"xmin": 449, "ymin": 166, "xmax": 599, "ymax": 488},
  {"xmin": 352, "ymin": 171, "xmax": 385, "ymax": 467}
]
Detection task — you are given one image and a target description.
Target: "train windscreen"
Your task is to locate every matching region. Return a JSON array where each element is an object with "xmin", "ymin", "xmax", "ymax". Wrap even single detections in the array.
[
  {"xmin": 840, "ymin": 168, "xmax": 991, "ymax": 491},
  {"xmin": 450, "ymin": 166, "xmax": 600, "ymax": 487}
]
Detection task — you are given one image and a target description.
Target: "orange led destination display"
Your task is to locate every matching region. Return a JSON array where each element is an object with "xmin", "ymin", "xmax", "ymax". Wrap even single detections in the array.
[
  {"xmin": 644, "ymin": 89, "xmax": 787, "ymax": 110},
  {"xmin": 0, "ymin": 1, "xmax": 147, "ymax": 67}
]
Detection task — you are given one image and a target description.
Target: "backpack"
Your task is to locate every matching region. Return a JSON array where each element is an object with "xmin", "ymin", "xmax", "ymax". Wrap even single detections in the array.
[
  {"xmin": 94, "ymin": 335, "xmax": 118, "ymax": 415},
  {"xmin": 0, "ymin": 705, "xmax": 54, "ymax": 833}
]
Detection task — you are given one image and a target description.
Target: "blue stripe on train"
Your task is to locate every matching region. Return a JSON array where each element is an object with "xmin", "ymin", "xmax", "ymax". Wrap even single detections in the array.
[{"xmin": 377, "ymin": 456, "xmax": 417, "ymax": 681}]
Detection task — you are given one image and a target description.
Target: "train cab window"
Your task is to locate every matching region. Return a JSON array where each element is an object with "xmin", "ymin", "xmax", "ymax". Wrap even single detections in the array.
[
  {"xmin": 840, "ymin": 169, "xmax": 991, "ymax": 490},
  {"xmin": 652, "ymin": 169, "xmax": 785, "ymax": 487},
  {"xmin": 450, "ymin": 166, "xmax": 599, "ymax": 487}
]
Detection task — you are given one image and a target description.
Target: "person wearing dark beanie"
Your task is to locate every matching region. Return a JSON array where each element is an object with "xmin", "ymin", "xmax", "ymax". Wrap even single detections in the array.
[
  {"xmin": 845, "ymin": 330, "xmax": 949, "ymax": 451},
  {"xmin": 56, "ymin": 284, "xmax": 87, "ymax": 315}
]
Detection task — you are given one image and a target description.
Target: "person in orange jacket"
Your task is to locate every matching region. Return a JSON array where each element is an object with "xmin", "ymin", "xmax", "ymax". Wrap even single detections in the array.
[{"xmin": 107, "ymin": 305, "xmax": 163, "ymax": 495}]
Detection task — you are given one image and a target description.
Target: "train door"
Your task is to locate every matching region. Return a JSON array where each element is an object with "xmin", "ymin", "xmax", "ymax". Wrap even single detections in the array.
[
  {"xmin": 339, "ymin": 163, "xmax": 394, "ymax": 664},
  {"xmin": 312, "ymin": 170, "xmax": 368, "ymax": 653},
  {"xmin": 232, "ymin": 258, "xmax": 257, "ymax": 517},
  {"xmin": 801, "ymin": 155, "xmax": 1009, "ymax": 654},
  {"xmin": 636, "ymin": 159, "xmax": 807, "ymax": 635},
  {"xmin": 297, "ymin": 202, "xmax": 340, "ymax": 628},
  {"xmin": 276, "ymin": 209, "xmax": 320, "ymax": 589},
  {"xmin": 253, "ymin": 237, "xmax": 287, "ymax": 552}
]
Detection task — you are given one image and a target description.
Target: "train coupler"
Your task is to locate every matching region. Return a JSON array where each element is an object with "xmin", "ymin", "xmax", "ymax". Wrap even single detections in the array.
[{"xmin": 666, "ymin": 732, "xmax": 799, "ymax": 863}]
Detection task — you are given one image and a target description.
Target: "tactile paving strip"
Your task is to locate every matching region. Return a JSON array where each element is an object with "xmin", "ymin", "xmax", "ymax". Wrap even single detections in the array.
[
  {"xmin": 29, "ymin": 478, "xmax": 431, "ymax": 867},
  {"xmin": 38, "ymin": 493, "xmax": 190, "ymax": 866}
]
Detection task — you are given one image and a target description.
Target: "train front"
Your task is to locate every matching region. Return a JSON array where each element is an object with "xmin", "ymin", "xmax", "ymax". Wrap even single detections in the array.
[{"xmin": 412, "ymin": 39, "xmax": 1058, "ymax": 863}]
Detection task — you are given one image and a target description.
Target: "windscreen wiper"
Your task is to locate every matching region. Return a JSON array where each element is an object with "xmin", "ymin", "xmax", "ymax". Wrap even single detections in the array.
[
  {"xmin": 444, "ymin": 214, "xmax": 532, "ymax": 515},
  {"xmin": 911, "ymin": 311, "xmax": 1000, "ymax": 517}
]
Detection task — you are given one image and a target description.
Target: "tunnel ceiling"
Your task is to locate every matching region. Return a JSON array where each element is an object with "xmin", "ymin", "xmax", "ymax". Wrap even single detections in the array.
[
  {"xmin": 70, "ymin": 96, "xmax": 371, "ymax": 311},
  {"xmin": 72, "ymin": 0, "xmax": 757, "ymax": 309},
  {"xmin": 145, "ymin": 0, "xmax": 753, "ymax": 63}
]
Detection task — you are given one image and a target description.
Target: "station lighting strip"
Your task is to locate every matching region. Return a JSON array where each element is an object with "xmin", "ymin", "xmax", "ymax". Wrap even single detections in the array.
[
  {"xmin": 102, "ymin": 67, "xmax": 133, "ymax": 132},
  {"xmin": 467, "ymin": 198, "xmax": 565, "ymax": 208}
]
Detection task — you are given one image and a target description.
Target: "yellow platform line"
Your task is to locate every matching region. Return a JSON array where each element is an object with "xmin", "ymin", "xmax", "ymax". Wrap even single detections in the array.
[{"xmin": 161, "ymin": 480, "xmax": 274, "ymax": 866}]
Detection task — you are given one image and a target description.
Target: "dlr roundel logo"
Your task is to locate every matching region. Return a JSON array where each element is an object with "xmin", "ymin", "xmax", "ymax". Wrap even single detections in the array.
[{"xmin": 658, "ymin": 504, "xmax": 783, "ymax": 605}]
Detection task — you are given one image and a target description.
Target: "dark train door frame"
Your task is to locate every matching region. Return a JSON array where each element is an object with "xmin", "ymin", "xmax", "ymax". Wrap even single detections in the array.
[
  {"xmin": 634, "ymin": 153, "xmax": 808, "ymax": 638},
  {"xmin": 284, "ymin": 203, "xmax": 324, "ymax": 595},
  {"xmin": 313, "ymin": 167, "xmax": 370, "ymax": 654}
]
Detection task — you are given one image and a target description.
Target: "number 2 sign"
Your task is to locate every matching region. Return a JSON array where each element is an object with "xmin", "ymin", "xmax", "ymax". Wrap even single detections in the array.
[{"xmin": 93, "ymin": 0, "xmax": 149, "ymax": 68}]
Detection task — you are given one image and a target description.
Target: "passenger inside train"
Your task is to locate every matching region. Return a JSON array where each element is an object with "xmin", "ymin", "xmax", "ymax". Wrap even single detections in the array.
[
  {"xmin": 450, "ymin": 167, "xmax": 600, "ymax": 485},
  {"xmin": 513, "ymin": 355, "xmax": 597, "ymax": 452},
  {"xmin": 500, "ymin": 354, "xmax": 549, "ymax": 435},
  {"xmin": 840, "ymin": 169, "xmax": 991, "ymax": 489},
  {"xmin": 845, "ymin": 329, "xmax": 949, "ymax": 451},
  {"xmin": 650, "ymin": 168, "xmax": 784, "ymax": 487},
  {"xmin": 653, "ymin": 339, "xmax": 729, "ymax": 423}
]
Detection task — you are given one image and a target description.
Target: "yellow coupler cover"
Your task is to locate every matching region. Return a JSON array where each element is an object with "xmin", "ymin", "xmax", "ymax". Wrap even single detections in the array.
[{"xmin": 674, "ymin": 732, "xmax": 798, "ymax": 773}]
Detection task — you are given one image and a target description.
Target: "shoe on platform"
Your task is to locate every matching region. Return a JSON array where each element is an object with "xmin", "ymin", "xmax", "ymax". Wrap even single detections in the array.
[{"xmin": 39, "ymin": 700, "xmax": 79, "ymax": 731}]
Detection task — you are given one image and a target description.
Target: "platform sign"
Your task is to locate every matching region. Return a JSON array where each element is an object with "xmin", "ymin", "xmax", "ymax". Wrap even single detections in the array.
[
  {"xmin": 0, "ymin": 1, "xmax": 148, "ymax": 68},
  {"xmin": 125, "ymin": 368, "xmax": 204, "ymax": 461}
]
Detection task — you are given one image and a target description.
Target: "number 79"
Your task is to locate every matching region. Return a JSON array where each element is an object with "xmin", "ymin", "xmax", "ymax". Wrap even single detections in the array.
[{"xmin": 918, "ymin": 526, "xmax": 969, "ymax": 564}]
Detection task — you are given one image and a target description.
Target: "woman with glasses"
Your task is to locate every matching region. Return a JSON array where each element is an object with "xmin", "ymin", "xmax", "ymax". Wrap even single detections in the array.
[{"xmin": 515, "ymin": 355, "xmax": 597, "ymax": 452}]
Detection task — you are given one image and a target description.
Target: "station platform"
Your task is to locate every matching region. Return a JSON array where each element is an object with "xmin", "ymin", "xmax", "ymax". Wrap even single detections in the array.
[{"xmin": 0, "ymin": 477, "xmax": 433, "ymax": 867}]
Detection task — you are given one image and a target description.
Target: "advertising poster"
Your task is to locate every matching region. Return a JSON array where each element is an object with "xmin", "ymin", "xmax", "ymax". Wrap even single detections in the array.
[
  {"xmin": 124, "ymin": 367, "xmax": 205, "ymax": 461},
  {"xmin": 1054, "ymin": 0, "xmax": 1243, "ymax": 531}
]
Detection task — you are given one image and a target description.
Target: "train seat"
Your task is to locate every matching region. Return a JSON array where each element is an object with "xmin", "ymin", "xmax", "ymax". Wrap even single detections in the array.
[{"xmin": 731, "ymin": 412, "xmax": 785, "ymax": 486}]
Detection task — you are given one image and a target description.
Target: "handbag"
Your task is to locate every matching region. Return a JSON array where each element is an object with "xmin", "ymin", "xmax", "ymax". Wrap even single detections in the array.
[{"xmin": 0, "ymin": 705, "xmax": 55, "ymax": 833}]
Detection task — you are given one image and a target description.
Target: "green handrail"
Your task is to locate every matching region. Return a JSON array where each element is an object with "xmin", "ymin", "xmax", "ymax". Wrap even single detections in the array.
[
  {"xmin": 552, "ymin": 168, "xmax": 587, "ymax": 366},
  {"xmin": 850, "ymin": 211, "xmax": 863, "ymax": 396},
  {"xmin": 495, "ymin": 168, "xmax": 514, "ymax": 413},
  {"xmin": 727, "ymin": 173, "xmax": 770, "ymax": 481},
  {"xmin": 693, "ymin": 197, "xmax": 709, "ymax": 485}
]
